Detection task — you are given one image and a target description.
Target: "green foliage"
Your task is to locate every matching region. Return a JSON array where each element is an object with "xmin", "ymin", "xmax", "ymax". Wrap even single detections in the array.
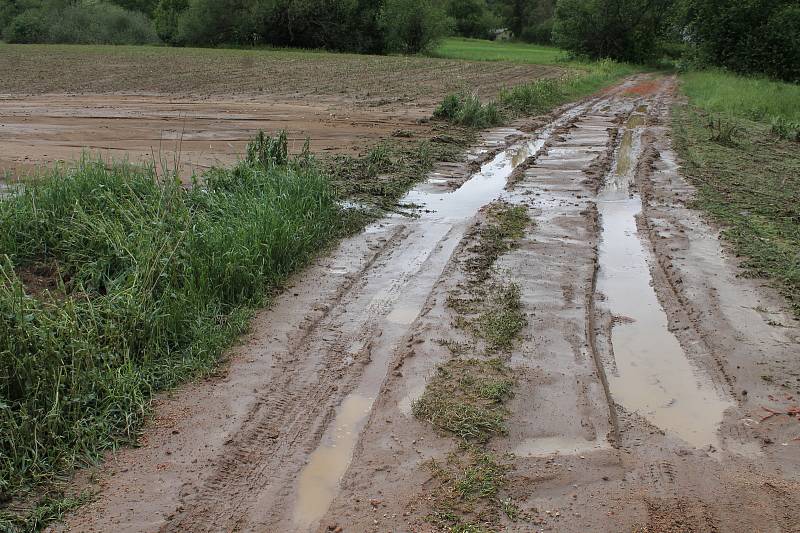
[
  {"xmin": 676, "ymin": 0, "xmax": 800, "ymax": 82},
  {"xmin": 673, "ymin": 102, "xmax": 800, "ymax": 318},
  {"xmin": 153, "ymin": 0, "xmax": 188, "ymax": 43},
  {"xmin": 0, "ymin": 133, "xmax": 342, "ymax": 506},
  {"xmin": 3, "ymin": 1, "xmax": 159, "ymax": 44},
  {"xmin": 434, "ymin": 92, "xmax": 505, "ymax": 128},
  {"xmin": 413, "ymin": 358, "xmax": 514, "ymax": 442},
  {"xmin": 705, "ymin": 115, "xmax": 741, "ymax": 145},
  {"xmin": 494, "ymin": 0, "xmax": 556, "ymax": 44},
  {"xmin": 446, "ymin": 0, "xmax": 500, "ymax": 39},
  {"xmin": 552, "ymin": 0, "xmax": 671, "ymax": 62},
  {"xmin": 680, "ymin": 70, "xmax": 800, "ymax": 123},
  {"xmin": 771, "ymin": 117, "xmax": 800, "ymax": 143},
  {"xmin": 379, "ymin": 0, "xmax": 452, "ymax": 54},
  {"xmin": 432, "ymin": 37, "xmax": 565, "ymax": 64}
]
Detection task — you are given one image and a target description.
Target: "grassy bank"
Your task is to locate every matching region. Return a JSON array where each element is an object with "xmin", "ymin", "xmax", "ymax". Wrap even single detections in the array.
[
  {"xmin": 432, "ymin": 37, "xmax": 566, "ymax": 65},
  {"xmin": 434, "ymin": 58, "xmax": 636, "ymax": 128},
  {"xmin": 673, "ymin": 71, "xmax": 800, "ymax": 317},
  {"xmin": 431, "ymin": 37, "xmax": 638, "ymax": 128},
  {"xmin": 0, "ymin": 134, "xmax": 345, "ymax": 528}
]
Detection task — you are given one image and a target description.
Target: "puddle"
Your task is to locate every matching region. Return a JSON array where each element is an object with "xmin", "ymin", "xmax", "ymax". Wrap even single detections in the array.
[
  {"xmin": 290, "ymin": 106, "xmax": 588, "ymax": 530},
  {"xmin": 293, "ymin": 394, "xmax": 373, "ymax": 530},
  {"xmin": 514, "ymin": 436, "xmax": 610, "ymax": 457},
  {"xmin": 386, "ymin": 305, "xmax": 420, "ymax": 325},
  {"xmin": 597, "ymin": 118, "xmax": 733, "ymax": 450}
]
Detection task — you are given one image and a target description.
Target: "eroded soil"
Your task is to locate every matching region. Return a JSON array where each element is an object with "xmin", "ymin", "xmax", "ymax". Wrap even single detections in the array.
[
  {"xmin": 0, "ymin": 45, "xmax": 560, "ymax": 179},
  {"xmin": 54, "ymin": 77, "xmax": 800, "ymax": 533}
]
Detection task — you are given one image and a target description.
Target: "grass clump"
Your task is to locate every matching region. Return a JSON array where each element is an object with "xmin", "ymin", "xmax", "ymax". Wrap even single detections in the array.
[
  {"xmin": 426, "ymin": 448, "xmax": 516, "ymax": 532},
  {"xmin": 434, "ymin": 93, "xmax": 505, "ymax": 129},
  {"xmin": 680, "ymin": 70, "xmax": 800, "ymax": 123},
  {"xmin": 0, "ymin": 132, "xmax": 342, "ymax": 518},
  {"xmin": 413, "ymin": 359, "xmax": 513, "ymax": 443},
  {"xmin": 0, "ymin": 492, "xmax": 91, "ymax": 533},
  {"xmin": 477, "ymin": 283, "xmax": 526, "ymax": 352},
  {"xmin": 466, "ymin": 203, "xmax": 530, "ymax": 280},
  {"xmin": 431, "ymin": 37, "xmax": 566, "ymax": 65},
  {"xmin": 324, "ymin": 131, "xmax": 473, "ymax": 212}
]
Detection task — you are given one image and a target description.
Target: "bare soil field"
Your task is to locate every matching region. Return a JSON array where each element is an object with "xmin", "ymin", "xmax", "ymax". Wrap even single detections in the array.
[
  {"xmin": 51, "ymin": 76, "xmax": 800, "ymax": 532},
  {"xmin": 0, "ymin": 45, "xmax": 560, "ymax": 177}
]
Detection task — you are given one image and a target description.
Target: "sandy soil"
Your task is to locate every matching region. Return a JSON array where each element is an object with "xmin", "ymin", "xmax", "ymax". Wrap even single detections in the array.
[
  {"xmin": 0, "ymin": 45, "xmax": 560, "ymax": 179},
  {"xmin": 52, "ymin": 77, "xmax": 800, "ymax": 533}
]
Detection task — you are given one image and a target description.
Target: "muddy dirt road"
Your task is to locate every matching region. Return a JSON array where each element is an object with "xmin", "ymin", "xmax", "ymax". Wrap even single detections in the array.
[{"xmin": 58, "ymin": 77, "xmax": 800, "ymax": 532}]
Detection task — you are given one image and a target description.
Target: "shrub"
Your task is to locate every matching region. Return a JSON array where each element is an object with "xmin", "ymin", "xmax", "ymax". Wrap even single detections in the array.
[
  {"xmin": 3, "ymin": 2, "xmax": 159, "ymax": 44},
  {"xmin": 379, "ymin": 0, "xmax": 452, "ymax": 54},
  {"xmin": 153, "ymin": 0, "xmax": 188, "ymax": 44},
  {"xmin": 446, "ymin": 0, "xmax": 499, "ymax": 40}
]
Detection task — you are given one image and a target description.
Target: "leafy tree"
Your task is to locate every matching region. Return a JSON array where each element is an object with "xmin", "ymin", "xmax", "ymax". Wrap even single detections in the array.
[
  {"xmin": 446, "ymin": 0, "xmax": 500, "ymax": 39},
  {"xmin": 153, "ymin": 0, "xmax": 187, "ymax": 43},
  {"xmin": 379, "ymin": 0, "xmax": 451, "ymax": 53},
  {"xmin": 107, "ymin": 0, "xmax": 159, "ymax": 14},
  {"xmin": 552, "ymin": 0, "xmax": 671, "ymax": 62},
  {"xmin": 676, "ymin": 0, "xmax": 800, "ymax": 82}
]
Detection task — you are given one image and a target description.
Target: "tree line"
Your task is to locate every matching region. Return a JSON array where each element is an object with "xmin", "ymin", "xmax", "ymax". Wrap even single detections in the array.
[{"xmin": 0, "ymin": 0, "xmax": 798, "ymax": 81}]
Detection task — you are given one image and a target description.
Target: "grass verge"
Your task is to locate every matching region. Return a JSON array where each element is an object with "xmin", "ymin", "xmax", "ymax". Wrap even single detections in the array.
[
  {"xmin": 673, "ymin": 74, "xmax": 800, "ymax": 318},
  {"xmin": 0, "ymin": 133, "xmax": 346, "ymax": 529},
  {"xmin": 433, "ymin": 59, "xmax": 637, "ymax": 128}
]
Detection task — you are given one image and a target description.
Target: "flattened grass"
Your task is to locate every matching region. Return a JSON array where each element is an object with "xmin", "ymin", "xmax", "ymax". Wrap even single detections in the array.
[
  {"xmin": 674, "ymin": 69, "xmax": 800, "ymax": 318},
  {"xmin": 672, "ymin": 106, "xmax": 800, "ymax": 317},
  {"xmin": 413, "ymin": 358, "xmax": 514, "ymax": 443}
]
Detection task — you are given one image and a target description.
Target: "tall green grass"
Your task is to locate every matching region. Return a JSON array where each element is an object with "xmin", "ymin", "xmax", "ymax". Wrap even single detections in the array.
[
  {"xmin": 0, "ymin": 134, "xmax": 341, "ymax": 507},
  {"xmin": 681, "ymin": 70, "xmax": 800, "ymax": 123},
  {"xmin": 434, "ymin": 59, "xmax": 637, "ymax": 127}
]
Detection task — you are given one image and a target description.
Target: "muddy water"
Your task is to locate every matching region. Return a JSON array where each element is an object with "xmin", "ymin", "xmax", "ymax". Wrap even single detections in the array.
[
  {"xmin": 597, "ymin": 114, "xmax": 733, "ymax": 450},
  {"xmin": 290, "ymin": 106, "xmax": 588, "ymax": 530}
]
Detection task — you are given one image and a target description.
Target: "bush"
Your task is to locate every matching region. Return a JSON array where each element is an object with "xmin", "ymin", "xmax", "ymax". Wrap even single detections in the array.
[
  {"xmin": 3, "ymin": 1, "xmax": 159, "ymax": 44},
  {"xmin": 446, "ymin": 0, "xmax": 499, "ymax": 40},
  {"xmin": 153, "ymin": 0, "xmax": 188, "ymax": 44},
  {"xmin": 379, "ymin": 0, "xmax": 452, "ymax": 54}
]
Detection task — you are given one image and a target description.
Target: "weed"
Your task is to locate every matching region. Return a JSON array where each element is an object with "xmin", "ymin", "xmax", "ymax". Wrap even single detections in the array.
[
  {"xmin": 706, "ymin": 115, "xmax": 741, "ymax": 145},
  {"xmin": 770, "ymin": 116, "xmax": 800, "ymax": 142},
  {"xmin": 434, "ymin": 92, "xmax": 505, "ymax": 129}
]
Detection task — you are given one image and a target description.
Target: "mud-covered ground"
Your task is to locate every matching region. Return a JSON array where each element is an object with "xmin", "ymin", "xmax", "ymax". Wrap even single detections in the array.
[
  {"xmin": 0, "ymin": 45, "xmax": 560, "ymax": 178},
  {"xmin": 50, "ymin": 76, "xmax": 800, "ymax": 532}
]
